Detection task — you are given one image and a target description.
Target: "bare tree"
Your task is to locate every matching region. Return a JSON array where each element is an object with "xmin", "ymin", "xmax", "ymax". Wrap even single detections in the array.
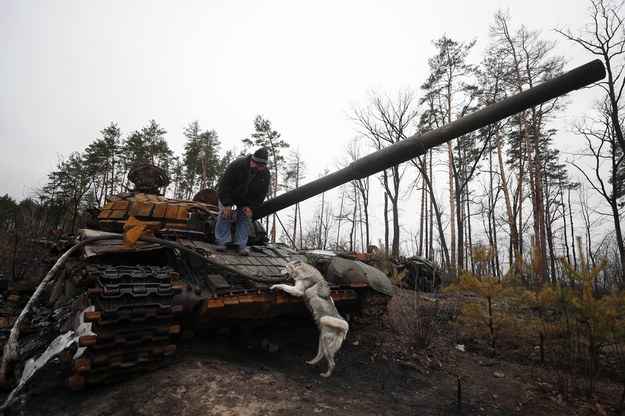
[
  {"xmin": 341, "ymin": 139, "xmax": 371, "ymax": 252},
  {"xmin": 302, "ymin": 194, "xmax": 335, "ymax": 250},
  {"xmin": 569, "ymin": 101, "xmax": 625, "ymax": 285},
  {"xmin": 282, "ymin": 148, "xmax": 306, "ymax": 249},
  {"xmin": 557, "ymin": 0, "xmax": 625, "ymax": 284},
  {"xmin": 411, "ymin": 99, "xmax": 451, "ymax": 272},
  {"xmin": 350, "ymin": 90, "xmax": 418, "ymax": 258}
]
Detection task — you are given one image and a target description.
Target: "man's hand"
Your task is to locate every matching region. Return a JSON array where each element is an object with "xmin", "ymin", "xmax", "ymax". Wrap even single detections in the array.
[
  {"xmin": 242, "ymin": 206, "xmax": 253, "ymax": 219},
  {"xmin": 221, "ymin": 206, "xmax": 232, "ymax": 219}
]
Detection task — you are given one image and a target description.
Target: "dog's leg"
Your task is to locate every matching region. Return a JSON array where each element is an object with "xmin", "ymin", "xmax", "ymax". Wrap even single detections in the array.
[
  {"xmin": 319, "ymin": 326, "xmax": 348, "ymax": 377},
  {"xmin": 270, "ymin": 282, "xmax": 305, "ymax": 297},
  {"xmin": 321, "ymin": 332, "xmax": 343, "ymax": 377},
  {"xmin": 320, "ymin": 332, "xmax": 336, "ymax": 377},
  {"xmin": 321, "ymin": 355, "xmax": 335, "ymax": 378},
  {"xmin": 306, "ymin": 334, "xmax": 324, "ymax": 366}
]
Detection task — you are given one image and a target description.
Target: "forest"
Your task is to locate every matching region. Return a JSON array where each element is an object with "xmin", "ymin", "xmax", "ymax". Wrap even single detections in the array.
[{"xmin": 2, "ymin": 4, "xmax": 622, "ymax": 290}]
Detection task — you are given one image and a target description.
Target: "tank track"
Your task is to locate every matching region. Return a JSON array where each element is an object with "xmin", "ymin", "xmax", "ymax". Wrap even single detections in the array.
[{"xmin": 67, "ymin": 264, "xmax": 182, "ymax": 390}]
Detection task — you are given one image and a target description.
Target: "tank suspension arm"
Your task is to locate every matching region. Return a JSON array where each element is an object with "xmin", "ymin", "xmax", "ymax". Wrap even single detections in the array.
[{"xmin": 254, "ymin": 59, "xmax": 606, "ymax": 219}]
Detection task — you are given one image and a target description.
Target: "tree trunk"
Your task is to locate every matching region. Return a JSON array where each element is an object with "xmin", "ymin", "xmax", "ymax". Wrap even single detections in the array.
[
  {"xmin": 610, "ymin": 197, "xmax": 625, "ymax": 286},
  {"xmin": 292, "ymin": 202, "xmax": 298, "ymax": 249},
  {"xmin": 495, "ymin": 127, "xmax": 519, "ymax": 269},
  {"xmin": 448, "ymin": 142, "xmax": 457, "ymax": 279},
  {"xmin": 416, "ymin": 157, "xmax": 452, "ymax": 274},
  {"xmin": 384, "ymin": 190, "xmax": 389, "ymax": 258},
  {"xmin": 568, "ymin": 187, "xmax": 578, "ymax": 272},
  {"xmin": 391, "ymin": 165, "xmax": 401, "ymax": 258},
  {"xmin": 419, "ymin": 161, "xmax": 426, "ymax": 257}
]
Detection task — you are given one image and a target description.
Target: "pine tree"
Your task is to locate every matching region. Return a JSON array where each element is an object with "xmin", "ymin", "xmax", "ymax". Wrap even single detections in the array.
[
  {"xmin": 123, "ymin": 120, "xmax": 173, "ymax": 178},
  {"xmin": 420, "ymin": 36, "xmax": 478, "ymax": 278},
  {"xmin": 181, "ymin": 121, "xmax": 222, "ymax": 199}
]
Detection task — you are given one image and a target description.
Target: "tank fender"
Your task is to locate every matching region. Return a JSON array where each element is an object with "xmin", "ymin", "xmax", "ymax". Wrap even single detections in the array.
[{"xmin": 325, "ymin": 257, "xmax": 394, "ymax": 296}]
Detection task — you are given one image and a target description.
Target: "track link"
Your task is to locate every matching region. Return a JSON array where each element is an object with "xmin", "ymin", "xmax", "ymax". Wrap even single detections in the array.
[{"xmin": 68, "ymin": 265, "xmax": 181, "ymax": 390}]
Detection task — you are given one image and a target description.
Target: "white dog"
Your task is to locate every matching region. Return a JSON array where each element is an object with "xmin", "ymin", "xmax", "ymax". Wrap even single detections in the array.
[{"xmin": 271, "ymin": 260, "xmax": 349, "ymax": 377}]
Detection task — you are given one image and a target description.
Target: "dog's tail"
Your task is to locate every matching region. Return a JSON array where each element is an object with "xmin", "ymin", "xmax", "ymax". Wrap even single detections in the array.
[{"xmin": 320, "ymin": 316, "xmax": 349, "ymax": 333}]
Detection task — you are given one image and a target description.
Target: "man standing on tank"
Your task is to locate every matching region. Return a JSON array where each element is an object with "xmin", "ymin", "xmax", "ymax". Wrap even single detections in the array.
[{"xmin": 214, "ymin": 148, "xmax": 270, "ymax": 256}]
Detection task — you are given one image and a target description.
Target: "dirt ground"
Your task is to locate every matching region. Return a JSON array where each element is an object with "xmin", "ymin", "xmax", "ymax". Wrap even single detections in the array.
[{"xmin": 0, "ymin": 289, "xmax": 621, "ymax": 416}]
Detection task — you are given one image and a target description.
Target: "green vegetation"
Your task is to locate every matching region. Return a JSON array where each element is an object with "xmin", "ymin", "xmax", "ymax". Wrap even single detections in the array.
[{"xmin": 449, "ymin": 242, "xmax": 625, "ymax": 411}]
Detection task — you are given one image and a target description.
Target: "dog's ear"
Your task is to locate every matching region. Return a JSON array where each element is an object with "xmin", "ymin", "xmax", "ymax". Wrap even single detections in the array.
[{"xmin": 292, "ymin": 260, "xmax": 302, "ymax": 267}]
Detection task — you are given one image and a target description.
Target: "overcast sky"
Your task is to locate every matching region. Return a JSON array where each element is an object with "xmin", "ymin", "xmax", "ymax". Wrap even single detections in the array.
[{"xmin": 0, "ymin": 0, "xmax": 597, "ymax": 204}]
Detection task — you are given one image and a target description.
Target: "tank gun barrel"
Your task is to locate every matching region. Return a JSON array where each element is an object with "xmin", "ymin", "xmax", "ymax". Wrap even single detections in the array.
[{"xmin": 254, "ymin": 59, "xmax": 605, "ymax": 220}]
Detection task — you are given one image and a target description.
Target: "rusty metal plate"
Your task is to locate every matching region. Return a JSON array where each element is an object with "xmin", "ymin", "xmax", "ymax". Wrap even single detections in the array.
[
  {"xmin": 129, "ymin": 201, "xmax": 153, "ymax": 217},
  {"xmin": 108, "ymin": 209, "xmax": 127, "ymax": 219},
  {"xmin": 97, "ymin": 210, "xmax": 112, "ymax": 219},
  {"xmin": 165, "ymin": 205, "xmax": 179, "ymax": 220},
  {"xmin": 152, "ymin": 203, "xmax": 167, "ymax": 218},
  {"xmin": 175, "ymin": 207, "xmax": 188, "ymax": 221},
  {"xmin": 112, "ymin": 201, "xmax": 130, "ymax": 210}
]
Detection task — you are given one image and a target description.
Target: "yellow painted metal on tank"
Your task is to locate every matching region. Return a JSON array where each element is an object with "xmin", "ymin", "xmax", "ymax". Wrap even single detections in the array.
[
  {"xmin": 164, "ymin": 205, "xmax": 179, "ymax": 220},
  {"xmin": 129, "ymin": 201, "xmax": 153, "ymax": 217},
  {"xmin": 152, "ymin": 203, "xmax": 167, "ymax": 218}
]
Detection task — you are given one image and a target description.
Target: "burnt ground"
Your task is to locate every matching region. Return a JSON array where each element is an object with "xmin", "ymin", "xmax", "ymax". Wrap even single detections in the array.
[{"xmin": 0, "ymin": 289, "xmax": 622, "ymax": 416}]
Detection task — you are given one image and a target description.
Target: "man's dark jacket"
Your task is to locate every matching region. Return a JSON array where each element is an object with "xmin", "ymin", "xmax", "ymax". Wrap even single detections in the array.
[{"xmin": 217, "ymin": 155, "xmax": 270, "ymax": 212}]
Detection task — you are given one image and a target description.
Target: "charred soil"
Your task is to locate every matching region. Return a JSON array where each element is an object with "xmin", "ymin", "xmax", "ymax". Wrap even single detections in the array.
[{"xmin": 0, "ymin": 289, "xmax": 621, "ymax": 416}]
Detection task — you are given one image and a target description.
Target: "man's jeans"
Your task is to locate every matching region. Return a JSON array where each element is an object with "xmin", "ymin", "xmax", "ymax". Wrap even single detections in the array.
[{"xmin": 214, "ymin": 201, "xmax": 252, "ymax": 246}]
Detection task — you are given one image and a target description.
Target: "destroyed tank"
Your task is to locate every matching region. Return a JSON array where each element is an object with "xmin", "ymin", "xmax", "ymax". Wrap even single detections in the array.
[{"xmin": 0, "ymin": 59, "xmax": 605, "ymax": 393}]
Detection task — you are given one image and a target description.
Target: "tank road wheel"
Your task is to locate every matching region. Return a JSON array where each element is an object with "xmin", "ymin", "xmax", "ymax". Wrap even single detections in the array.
[{"xmin": 67, "ymin": 265, "xmax": 182, "ymax": 390}]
